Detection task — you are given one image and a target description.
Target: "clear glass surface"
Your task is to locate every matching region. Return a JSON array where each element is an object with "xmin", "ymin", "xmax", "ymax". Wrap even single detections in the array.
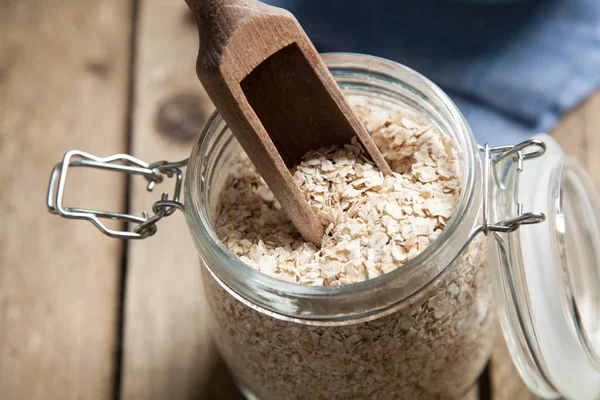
[{"xmin": 183, "ymin": 53, "xmax": 496, "ymax": 399}]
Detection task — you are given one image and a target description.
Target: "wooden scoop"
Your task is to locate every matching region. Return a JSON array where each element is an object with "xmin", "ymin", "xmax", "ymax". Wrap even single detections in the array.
[{"xmin": 185, "ymin": 0, "xmax": 392, "ymax": 245}]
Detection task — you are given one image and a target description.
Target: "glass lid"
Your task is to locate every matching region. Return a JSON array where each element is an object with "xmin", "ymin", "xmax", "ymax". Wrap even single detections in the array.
[
  {"xmin": 550, "ymin": 157, "xmax": 600, "ymax": 371},
  {"xmin": 487, "ymin": 133, "xmax": 600, "ymax": 400}
]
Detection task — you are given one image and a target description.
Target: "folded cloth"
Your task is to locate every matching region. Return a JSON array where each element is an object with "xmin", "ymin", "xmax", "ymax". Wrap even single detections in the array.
[{"xmin": 265, "ymin": 0, "xmax": 600, "ymax": 145}]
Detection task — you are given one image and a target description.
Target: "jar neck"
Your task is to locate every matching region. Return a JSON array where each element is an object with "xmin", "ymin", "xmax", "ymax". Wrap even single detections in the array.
[{"xmin": 184, "ymin": 53, "xmax": 482, "ymax": 325}]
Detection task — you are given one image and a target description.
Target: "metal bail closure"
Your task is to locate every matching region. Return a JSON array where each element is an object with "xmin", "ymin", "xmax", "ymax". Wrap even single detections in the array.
[
  {"xmin": 47, "ymin": 150, "xmax": 187, "ymax": 239},
  {"xmin": 461, "ymin": 139, "xmax": 547, "ymax": 253}
]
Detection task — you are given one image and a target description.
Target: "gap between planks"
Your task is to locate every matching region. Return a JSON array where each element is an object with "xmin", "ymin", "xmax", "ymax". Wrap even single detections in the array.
[
  {"xmin": 120, "ymin": 0, "xmax": 221, "ymax": 399},
  {"xmin": 0, "ymin": 1, "xmax": 133, "ymax": 399},
  {"xmin": 114, "ymin": 0, "xmax": 143, "ymax": 399}
]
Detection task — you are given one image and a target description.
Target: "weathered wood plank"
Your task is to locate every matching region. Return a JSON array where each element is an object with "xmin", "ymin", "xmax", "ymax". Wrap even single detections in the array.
[
  {"xmin": 0, "ymin": 0, "xmax": 133, "ymax": 399},
  {"xmin": 121, "ymin": 1, "xmax": 220, "ymax": 399},
  {"xmin": 490, "ymin": 91, "xmax": 600, "ymax": 400}
]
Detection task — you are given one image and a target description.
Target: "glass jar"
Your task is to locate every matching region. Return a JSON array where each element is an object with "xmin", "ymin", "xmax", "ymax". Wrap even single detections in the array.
[
  {"xmin": 185, "ymin": 53, "xmax": 492, "ymax": 399},
  {"xmin": 47, "ymin": 53, "xmax": 600, "ymax": 400}
]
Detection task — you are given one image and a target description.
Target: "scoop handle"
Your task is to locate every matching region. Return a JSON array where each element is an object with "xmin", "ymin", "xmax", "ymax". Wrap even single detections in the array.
[{"xmin": 185, "ymin": 0, "xmax": 289, "ymax": 66}]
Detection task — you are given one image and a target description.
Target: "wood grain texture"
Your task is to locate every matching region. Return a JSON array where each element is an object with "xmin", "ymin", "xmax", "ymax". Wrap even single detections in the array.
[
  {"xmin": 489, "ymin": 91, "xmax": 600, "ymax": 400},
  {"xmin": 0, "ymin": 0, "xmax": 133, "ymax": 399},
  {"xmin": 121, "ymin": 1, "xmax": 221, "ymax": 399},
  {"xmin": 186, "ymin": 0, "xmax": 391, "ymax": 245}
]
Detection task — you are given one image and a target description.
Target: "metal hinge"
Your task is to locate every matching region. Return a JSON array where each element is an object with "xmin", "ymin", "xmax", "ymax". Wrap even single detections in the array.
[{"xmin": 462, "ymin": 139, "xmax": 548, "ymax": 252}]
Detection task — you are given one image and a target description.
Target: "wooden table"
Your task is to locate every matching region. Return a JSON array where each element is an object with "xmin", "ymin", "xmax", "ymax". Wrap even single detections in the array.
[{"xmin": 2, "ymin": 0, "xmax": 598, "ymax": 399}]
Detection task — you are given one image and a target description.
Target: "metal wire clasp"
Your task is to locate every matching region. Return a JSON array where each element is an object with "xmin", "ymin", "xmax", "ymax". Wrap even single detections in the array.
[
  {"xmin": 47, "ymin": 150, "xmax": 188, "ymax": 239},
  {"xmin": 463, "ymin": 139, "xmax": 547, "ymax": 249}
]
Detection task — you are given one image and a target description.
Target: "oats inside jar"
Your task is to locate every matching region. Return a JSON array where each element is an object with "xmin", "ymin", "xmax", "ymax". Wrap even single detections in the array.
[
  {"xmin": 215, "ymin": 98, "xmax": 461, "ymax": 285},
  {"xmin": 206, "ymin": 95, "xmax": 494, "ymax": 400}
]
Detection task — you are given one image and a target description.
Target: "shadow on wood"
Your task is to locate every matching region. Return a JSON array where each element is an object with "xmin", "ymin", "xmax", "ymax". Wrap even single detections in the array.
[{"xmin": 204, "ymin": 356, "xmax": 245, "ymax": 400}]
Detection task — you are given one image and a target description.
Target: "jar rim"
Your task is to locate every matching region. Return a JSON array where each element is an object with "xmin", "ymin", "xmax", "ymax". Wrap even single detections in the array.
[{"xmin": 184, "ymin": 53, "xmax": 481, "ymax": 323}]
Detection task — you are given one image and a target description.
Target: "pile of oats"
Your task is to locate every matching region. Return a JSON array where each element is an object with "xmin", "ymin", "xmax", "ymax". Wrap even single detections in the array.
[
  {"xmin": 204, "ymin": 99, "xmax": 495, "ymax": 400},
  {"xmin": 202, "ymin": 235, "xmax": 495, "ymax": 400},
  {"xmin": 216, "ymin": 101, "xmax": 460, "ymax": 285}
]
